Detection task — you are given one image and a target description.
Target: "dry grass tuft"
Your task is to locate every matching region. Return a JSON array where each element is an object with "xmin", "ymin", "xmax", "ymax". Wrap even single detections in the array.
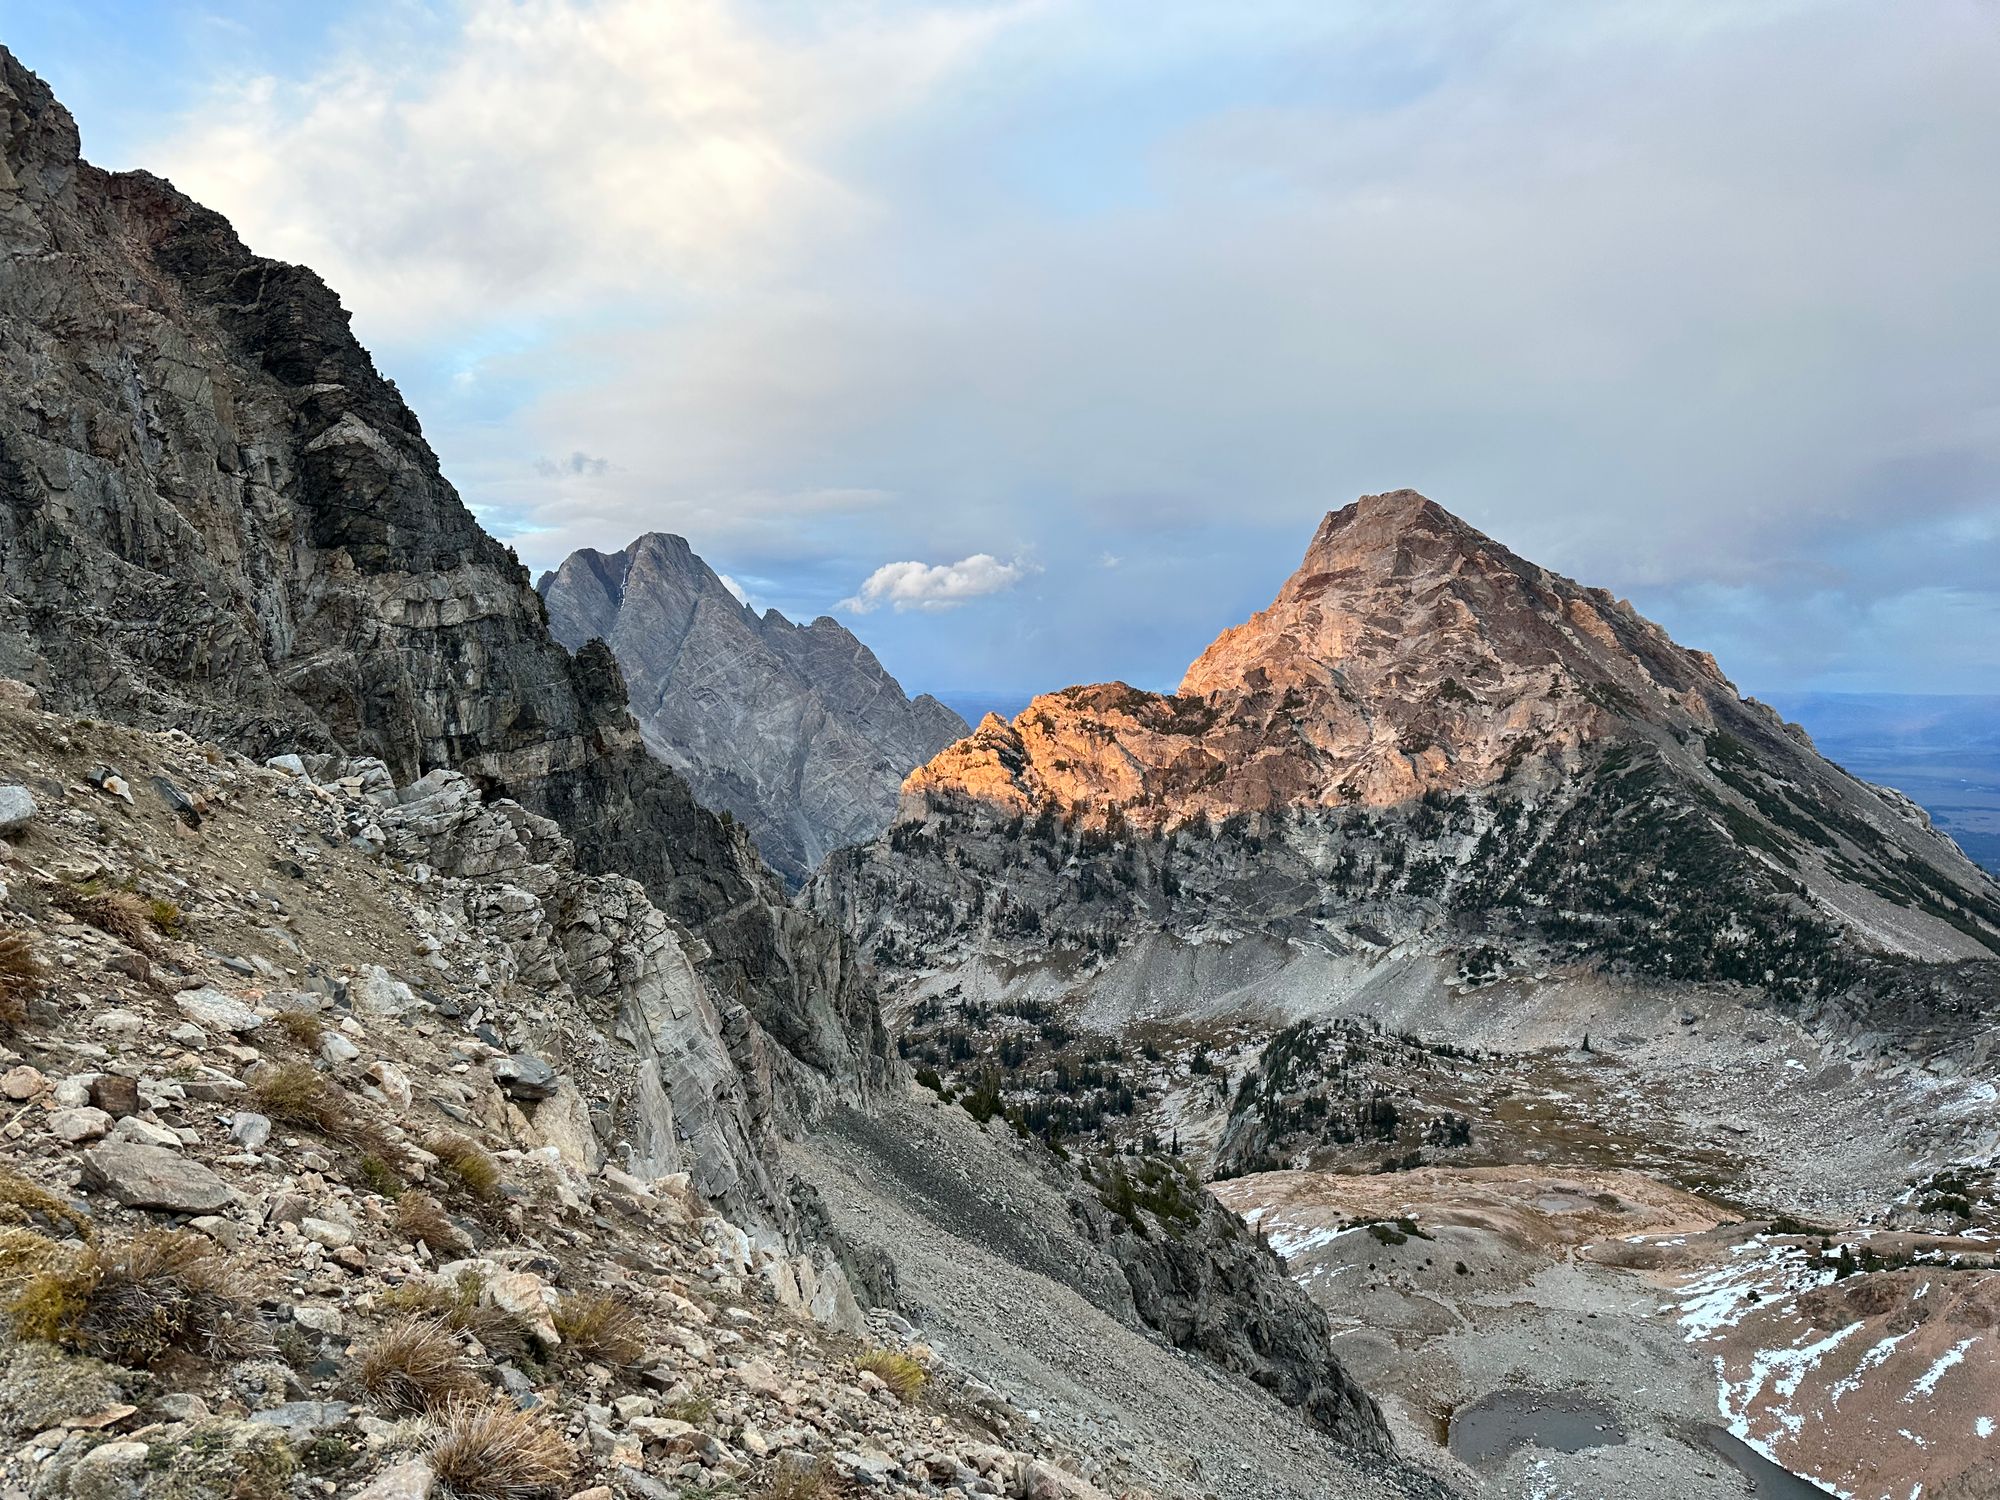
[
  {"xmin": 52, "ymin": 884, "xmax": 152, "ymax": 951},
  {"xmin": 427, "ymin": 1133, "xmax": 502, "ymax": 1202},
  {"xmin": 249, "ymin": 1059, "xmax": 349, "ymax": 1134},
  {"xmin": 0, "ymin": 933, "xmax": 41, "ymax": 1027},
  {"xmin": 376, "ymin": 1270, "xmax": 526, "ymax": 1360},
  {"xmin": 393, "ymin": 1191, "xmax": 460, "ymax": 1253},
  {"xmin": 0, "ymin": 1164, "xmax": 92, "ymax": 1240},
  {"xmin": 551, "ymin": 1291, "xmax": 645, "ymax": 1367},
  {"xmin": 0, "ymin": 1227, "xmax": 65, "ymax": 1292},
  {"xmin": 759, "ymin": 1456, "xmax": 842, "ymax": 1500},
  {"xmin": 269, "ymin": 1007, "xmax": 325, "ymax": 1050},
  {"xmin": 249, "ymin": 1061, "xmax": 404, "ymax": 1193},
  {"xmin": 354, "ymin": 1316, "xmax": 479, "ymax": 1415},
  {"xmin": 377, "ymin": 1271, "xmax": 481, "ymax": 1328},
  {"xmin": 10, "ymin": 1229, "xmax": 260, "ymax": 1367},
  {"xmin": 426, "ymin": 1397, "xmax": 573, "ymax": 1500},
  {"xmin": 854, "ymin": 1348, "xmax": 927, "ymax": 1402}
]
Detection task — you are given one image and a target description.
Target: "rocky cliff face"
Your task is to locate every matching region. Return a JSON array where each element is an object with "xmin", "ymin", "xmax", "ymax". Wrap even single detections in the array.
[
  {"xmin": 0, "ymin": 49, "xmax": 887, "ymax": 1179},
  {"xmin": 540, "ymin": 534, "xmax": 966, "ymax": 885},
  {"xmin": 841, "ymin": 493, "xmax": 2000, "ymax": 994}
]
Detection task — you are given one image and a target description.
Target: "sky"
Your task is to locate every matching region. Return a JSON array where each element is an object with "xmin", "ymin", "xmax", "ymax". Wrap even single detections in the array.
[{"xmin": 6, "ymin": 0, "xmax": 2000, "ymax": 705}]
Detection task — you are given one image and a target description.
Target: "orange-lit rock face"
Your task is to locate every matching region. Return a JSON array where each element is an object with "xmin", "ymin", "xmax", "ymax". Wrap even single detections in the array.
[{"xmin": 905, "ymin": 491, "xmax": 1737, "ymax": 830}]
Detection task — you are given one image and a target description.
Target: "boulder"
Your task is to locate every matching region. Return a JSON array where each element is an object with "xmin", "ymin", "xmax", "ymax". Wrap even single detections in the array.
[
  {"xmin": 174, "ymin": 987, "xmax": 264, "ymax": 1035},
  {"xmin": 109, "ymin": 1117, "xmax": 183, "ymax": 1149},
  {"xmin": 88, "ymin": 1074, "xmax": 141, "ymax": 1118},
  {"xmin": 320, "ymin": 1033, "xmax": 361, "ymax": 1065},
  {"xmin": 64, "ymin": 1439, "xmax": 149, "ymax": 1500},
  {"xmin": 50, "ymin": 1106, "xmax": 112, "ymax": 1143},
  {"xmin": 88, "ymin": 766, "xmax": 133, "ymax": 804},
  {"xmin": 82, "ymin": 1141, "xmax": 235, "ymax": 1212},
  {"xmin": 493, "ymin": 1052, "xmax": 559, "ymax": 1101},
  {"xmin": 301, "ymin": 1216, "xmax": 354, "ymax": 1249},
  {"xmin": 152, "ymin": 775, "xmax": 203, "ymax": 828},
  {"xmin": 0, "ymin": 783, "xmax": 34, "ymax": 835},
  {"xmin": 347, "ymin": 1461, "xmax": 434, "ymax": 1500},
  {"xmin": 485, "ymin": 1269, "xmax": 561, "ymax": 1346},
  {"xmin": 365, "ymin": 1060, "xmax": 413, "ymax": 1109},
  {"xmin": 1020, "ymin": 1460, "xmax": 1112, "ymax": 1500},
  {"xmin": 349, "ymin": 965, "xmax": 417, "ymax": 1018}
]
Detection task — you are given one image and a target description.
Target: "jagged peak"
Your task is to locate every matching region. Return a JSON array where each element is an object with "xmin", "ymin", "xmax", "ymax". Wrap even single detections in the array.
[
  {"xmin": 623, "ymin": 530, "xmax": 702, "ymax": 565},
  {"xmin": 1322, "ymin": 487, "xmax": 1458, "ymax": 535},
  {"xmin": 902, "ymin": 495, "xmax": 1777, "ymax": 826},
  {"xmin": 1290, "ymin": 489, "xmax": 1518, "ymax": 591}
]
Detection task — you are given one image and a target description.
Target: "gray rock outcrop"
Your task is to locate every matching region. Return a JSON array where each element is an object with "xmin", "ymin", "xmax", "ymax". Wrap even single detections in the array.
[
  {"xmin": 540, "ymin": 534, "xmax": 966, "ymax": 885},
  {"xmin": 0, "ymin": 784, "xmax": 33, "ymax": 834},
  {"xmin": 81, "ymin": 1141, "xmax": 235, "ymax": 1213}
]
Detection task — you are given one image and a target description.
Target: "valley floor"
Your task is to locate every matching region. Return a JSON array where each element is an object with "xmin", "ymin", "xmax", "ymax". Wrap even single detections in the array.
[
  {"xmin": 1214, "ymin": 1156, "xmax": 1998, "ymax": 1500},
  {"xmin": 881, "ymin": 931, "xmax": 2000, "ymax": 1498}
]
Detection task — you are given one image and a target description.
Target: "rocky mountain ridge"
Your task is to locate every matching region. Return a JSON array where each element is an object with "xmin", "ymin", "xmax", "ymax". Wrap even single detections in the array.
[
  {"xmin": 0, "ymin": 684, "xmax": 1446, "ymax": 1499},
  {"xmin": 540, "ymin": 534, "xmax": 966, "ymax": 886},
  {"xmin": 833, "ymin": 492, "xmax": 2000, "ymax": 997}
]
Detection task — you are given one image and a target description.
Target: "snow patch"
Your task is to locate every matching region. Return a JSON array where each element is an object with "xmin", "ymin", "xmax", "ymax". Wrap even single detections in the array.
[{"xmin": 1908, "ymin": 1337, "xmax": 1978, "ymax": 1401}]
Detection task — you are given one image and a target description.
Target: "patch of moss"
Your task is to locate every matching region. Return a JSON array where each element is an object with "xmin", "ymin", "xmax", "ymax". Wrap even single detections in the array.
[{"xmin": 0, "ymin": 1338, "xmax": 123, "ymax": 1439}]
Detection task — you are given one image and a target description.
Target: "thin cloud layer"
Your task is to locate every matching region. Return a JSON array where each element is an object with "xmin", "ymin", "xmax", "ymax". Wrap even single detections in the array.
[
  {"xmin": 106, "ymin": 0, "xmax": 2000, "ymax": 698},
  {"xmin": 841, "ymin": 555, "xmax": 1029, "ymax": 613}
]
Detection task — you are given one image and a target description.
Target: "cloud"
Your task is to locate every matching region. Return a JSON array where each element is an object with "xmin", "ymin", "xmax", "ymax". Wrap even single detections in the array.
[
  {"xmin": 840, "ymin": 554, "xmax": 1029, "ymax": 613},
  {"xmin": 125, "ymin": 0, "xmax": 2000, "ymax": 697},
  {"xmin": 155, "ymin": 0, "xmax": 1022, "ymax": 342},
  {"xmin": 717, "ymin": 572, "xmax": 755, "ymax": 607}
]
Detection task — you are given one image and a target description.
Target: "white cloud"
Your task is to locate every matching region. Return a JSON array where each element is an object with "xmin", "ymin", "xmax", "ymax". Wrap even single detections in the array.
[
  {"xmin": 156, "ymin": 0, "xmax": 1023, "ymax": 341},
  {"xmin": 840, "ymin": 554, "xmax": 1029, "ymax": 613},
  {"xmin": 717, "ymin": 572, "xmax": 754, "ymax": 606}
]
